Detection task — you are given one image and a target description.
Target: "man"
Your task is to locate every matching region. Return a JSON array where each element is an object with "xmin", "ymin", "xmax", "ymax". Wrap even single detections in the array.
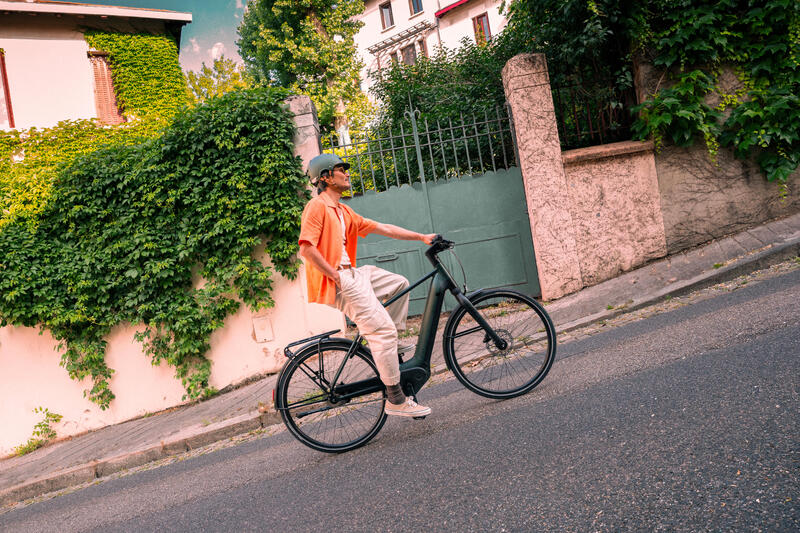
[{"xmin": 298, "ymin": 153, "xmax": 436, "ymax": 417}]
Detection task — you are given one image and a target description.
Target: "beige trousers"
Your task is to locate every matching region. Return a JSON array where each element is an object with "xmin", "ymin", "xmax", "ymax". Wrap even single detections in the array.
[{"xmin": 332, "ymin": 265, "xmax": 410, "ymax": 386}]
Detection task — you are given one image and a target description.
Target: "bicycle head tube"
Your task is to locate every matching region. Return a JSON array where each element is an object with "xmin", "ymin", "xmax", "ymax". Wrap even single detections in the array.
[{"xmin": 424, "ymin": 234, "xmax": 455, "ymax": 266}]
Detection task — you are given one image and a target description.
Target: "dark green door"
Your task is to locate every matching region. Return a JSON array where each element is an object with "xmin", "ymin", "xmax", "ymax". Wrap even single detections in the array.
[
  {"xmin": 329, "ymin": 105, "xmax": 540, "ymax": 315},
  {"xmin": 344, "ymin": 167, "xmax": 539, "ymax": 316}
]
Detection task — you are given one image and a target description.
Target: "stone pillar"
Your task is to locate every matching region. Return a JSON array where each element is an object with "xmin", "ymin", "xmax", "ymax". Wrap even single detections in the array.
[
  {"xmin": 284, "ymin": 94, "xmax": 322, "ymax": 172},
  {"xmin": 281, "ymin": 94, "xmax": 347, "ymax": 336},
  {"xmin": 502, "ymin": 54, "xmax": 583, "ymax": 300}
]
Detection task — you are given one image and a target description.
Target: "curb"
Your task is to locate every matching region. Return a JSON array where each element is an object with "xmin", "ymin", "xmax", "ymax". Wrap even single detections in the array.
[
  {"xmin": 2, "ymin": 238, "xmax": 797, "ymax": 509},
  {"xmin": 553, "ymin": 238, "xmax": 799, "ymax": 335},
  {"xmin": 0, "ymin": 410, "xmax": 281, "ymax": 509}
]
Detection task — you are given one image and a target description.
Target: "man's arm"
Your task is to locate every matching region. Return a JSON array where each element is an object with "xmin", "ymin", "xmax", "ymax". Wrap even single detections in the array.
[
  {"xmin": 299, "ymin": 243, "xmax": 341, "ymax": 286},
  {"xmin": 372, "ymin": 223, "xmax": 437, "ymax": 245}
]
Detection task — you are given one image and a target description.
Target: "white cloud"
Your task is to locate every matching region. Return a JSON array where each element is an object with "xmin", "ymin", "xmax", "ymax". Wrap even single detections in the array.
[
  {"xmin": 189, "ymin": 37, "xmax": 200, "ymax": 53},
  {"xmin": 209, "ymin": 42, "xmax": 226, "ymax": 61}
]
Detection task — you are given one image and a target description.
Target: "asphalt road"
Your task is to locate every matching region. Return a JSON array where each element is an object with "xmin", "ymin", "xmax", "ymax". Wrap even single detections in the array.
[{"xmin": 2, "ymin": 269, "xmax": 798, "ymax": 532}]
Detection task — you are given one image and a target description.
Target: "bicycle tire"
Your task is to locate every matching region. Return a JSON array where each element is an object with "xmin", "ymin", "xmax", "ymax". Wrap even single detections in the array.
[
  {"xmin": 443, "ymin": 289, "xmax": 556, "ymax": 399},
  {"xmin": 276, "ymin": 339, "xmax": 387, "ymax": 453}
]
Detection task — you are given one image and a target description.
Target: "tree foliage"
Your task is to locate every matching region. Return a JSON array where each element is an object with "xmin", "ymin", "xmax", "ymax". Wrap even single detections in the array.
[
  {"xmin": 504, "ymin": 0, "xmax": 799, "ymax": 184},
  {"xmin": 369, "ymin": 33, "xmax": 527, "ymax": 125},
  {"xmin": 0, "ymin": 88, "xmax": 309, "ymax": 408},
  {"xmin": 236, "ymin": 0, "xmax": 367, "ymax": 134},
  {"xmin": 186, "ymin": 55, "xmax": 251, "ymax": 104}
]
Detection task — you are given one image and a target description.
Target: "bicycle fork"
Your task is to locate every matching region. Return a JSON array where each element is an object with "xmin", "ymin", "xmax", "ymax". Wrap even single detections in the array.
[{"xmin": 452, "ymin": 290, "xmax": 509, "ymax": 351}]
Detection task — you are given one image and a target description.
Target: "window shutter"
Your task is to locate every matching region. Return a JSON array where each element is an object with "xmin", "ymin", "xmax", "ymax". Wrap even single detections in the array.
[
  {"xmin": 0, "ymin": 49, "xmax": 14, "ymax": 129},
  {"xmin": 88, "ymin": 51, "xmax": 124, "ymax": 125}
]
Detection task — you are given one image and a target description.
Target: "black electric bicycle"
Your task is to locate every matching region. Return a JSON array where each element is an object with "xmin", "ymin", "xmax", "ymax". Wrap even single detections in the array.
[{"xmin": 275, "ymin": 236, "xmax": 556, "ymax": 453}]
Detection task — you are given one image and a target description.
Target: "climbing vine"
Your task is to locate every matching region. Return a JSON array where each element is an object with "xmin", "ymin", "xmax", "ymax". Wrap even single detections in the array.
[
  {"xmin": 84, "ymin": 31, "xmax": 189, "ymax": 119},
  {"xmin": 502, "ymin": 0, "xmax": 800, "ymax": 185},
  {"xmin": 628, "ymin": 0, "xmax": 800, "ymax": 184},
  {"xmin": 0, "ymin": 120, "xmax": 158, "ymax": 227},
  {"xmin": 0, "ymin": 88, "xmax": 308, "ymax": 408}
]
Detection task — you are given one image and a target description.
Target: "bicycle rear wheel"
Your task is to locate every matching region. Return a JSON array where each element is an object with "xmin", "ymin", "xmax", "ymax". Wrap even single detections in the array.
[
  {"xmin": 443, "ymin": 289, "xmax": 556, "ymax": 399},
  {"xmin": 275, "ymin": 339, "xmax": 387, "ymax": 453}
]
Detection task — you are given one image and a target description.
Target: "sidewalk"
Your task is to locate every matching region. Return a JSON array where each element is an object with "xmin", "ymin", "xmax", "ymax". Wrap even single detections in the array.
[{"xmin": 2, "ymin": 213, "xmax": 799, "ymax": 508}]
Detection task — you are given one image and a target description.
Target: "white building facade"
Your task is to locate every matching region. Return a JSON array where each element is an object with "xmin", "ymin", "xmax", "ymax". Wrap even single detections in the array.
[
  {"xmin": 0, "ymin": 0, "xmax": 191, "ymax": 131},
  {"xmin": 354, "ymin": 0, "xmax": 508, "ymax": 93}
]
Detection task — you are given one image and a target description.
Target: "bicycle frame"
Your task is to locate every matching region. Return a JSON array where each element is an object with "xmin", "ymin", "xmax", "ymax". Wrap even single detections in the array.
[{"xmin": 324, "ymin": 242, "xmax": 509, "ymax": 400}]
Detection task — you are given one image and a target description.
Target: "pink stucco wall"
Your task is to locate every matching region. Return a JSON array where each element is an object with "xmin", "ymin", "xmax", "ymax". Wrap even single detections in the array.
[
  {"xmin": 0, "ymin": 264, "xmax": 344, "ymax": 456},
  {"xmin": 503, "ymin": 54, "xmax": 668, "ymax": 300},
  {"xmin": 563, "ymin": 141, "xmax": 667, "ymax": 286}
]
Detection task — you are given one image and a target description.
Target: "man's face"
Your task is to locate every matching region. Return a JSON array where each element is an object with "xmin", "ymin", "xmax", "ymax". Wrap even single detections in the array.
[{"xmin": 325, "ymin": 165, "xmax": 351, "ymax": 192}]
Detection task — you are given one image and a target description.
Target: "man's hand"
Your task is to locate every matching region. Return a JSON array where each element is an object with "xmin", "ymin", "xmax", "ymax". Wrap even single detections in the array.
[
  {"xmin": 333, "ymin": 270, "xmax": 341, "ymax": 287},
  {"xmin": 421, "ymin": 233, "xmax": 437, "ymax": 245},
  {"xmin": 300, "ymin": 242, "xmax": 341, "ymax": 286}
]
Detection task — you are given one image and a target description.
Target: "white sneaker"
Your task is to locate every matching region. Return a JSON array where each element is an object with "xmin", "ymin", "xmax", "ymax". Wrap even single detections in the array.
[{"xmin": 385, "ymin": 397, "xmax": 431, "ymax": 417}]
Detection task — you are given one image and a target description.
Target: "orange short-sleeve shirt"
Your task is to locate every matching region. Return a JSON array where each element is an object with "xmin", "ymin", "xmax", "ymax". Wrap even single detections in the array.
[{"xmin": 298, "ymin": 194, "xmax": 377, "ymax": 305}]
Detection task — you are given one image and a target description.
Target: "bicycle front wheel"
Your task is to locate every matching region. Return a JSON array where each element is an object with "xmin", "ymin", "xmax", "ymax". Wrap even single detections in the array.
[
  {"xmin": 275, "ymin": 339, "xmax": 387, "ymax": 453},
  {"xmin": 443, "ymin": 289, "xmax": 556, "ymax": 399}
]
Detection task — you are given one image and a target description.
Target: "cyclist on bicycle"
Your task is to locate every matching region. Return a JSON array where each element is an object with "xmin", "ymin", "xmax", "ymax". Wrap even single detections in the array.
[{"xmin": 298, "ymin": 153, "xmax": 436, "ymax": 417}]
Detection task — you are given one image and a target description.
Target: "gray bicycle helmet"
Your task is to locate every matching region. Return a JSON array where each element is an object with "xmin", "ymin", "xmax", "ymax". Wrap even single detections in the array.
[{"xmin": 307, "ymin": 153, "xmax": 350, "ymax": 185}]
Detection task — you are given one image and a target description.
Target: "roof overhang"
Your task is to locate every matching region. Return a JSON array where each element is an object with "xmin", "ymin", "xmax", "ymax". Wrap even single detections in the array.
[
  {"xmin": 0, "ymin": 0, "xmax": 192, "ymax": 24},
  {"xmin": 367, "ymin": 20, "xmax": 433, "ymax": 55},
  {"xmin": 434, "ymin": 0, "xmax": 474, "ymax": 18}
]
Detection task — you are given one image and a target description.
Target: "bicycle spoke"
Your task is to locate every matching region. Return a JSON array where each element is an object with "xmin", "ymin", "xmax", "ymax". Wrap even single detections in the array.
[
  {"xmin": 446, "ymin": 291, "xmax": 555, "ymax": 398},
  {"xmin": 279, "ymin": 342, "xmax": 386, "ymax": 452}
]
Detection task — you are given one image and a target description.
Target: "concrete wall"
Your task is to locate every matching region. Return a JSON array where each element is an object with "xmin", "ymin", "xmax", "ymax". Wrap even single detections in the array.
[
  {"xmin": 656, "ymin": 145, "xmax": 800, "ymax": 253},
  {"xmin": 634, "ymin": 57, "xmax": 800, "ymax": 253},
  {"xmin": 563, "ymin": 142, "xmax": 667, "ymax": 287},
  {"xmin": 0, "ymin": 96, "xmax": 344, "ymax": 457},
  {"xmin": 503, "ymin": 54, "xmax": 667, "ymax": 300},
  {"xmin": 504, "ymin": 52, "xmax": 799, "ymax": 299}
]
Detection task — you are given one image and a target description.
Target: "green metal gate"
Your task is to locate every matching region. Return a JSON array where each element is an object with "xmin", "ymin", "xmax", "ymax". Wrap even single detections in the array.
[{"xmin": 326, "ymin": 106, "xmax": 540, "ymax": 315}]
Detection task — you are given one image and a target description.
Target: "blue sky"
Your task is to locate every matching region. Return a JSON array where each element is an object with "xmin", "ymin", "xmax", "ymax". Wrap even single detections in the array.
[{"xmin": 86, "ymin": 0, "xmax": 246, "ymax": 72}]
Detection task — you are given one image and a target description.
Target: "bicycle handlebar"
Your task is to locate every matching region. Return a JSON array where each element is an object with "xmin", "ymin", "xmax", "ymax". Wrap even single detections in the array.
[{"xmin": 425, "ymin": 234, "xmax": 455, "ymax": 264}]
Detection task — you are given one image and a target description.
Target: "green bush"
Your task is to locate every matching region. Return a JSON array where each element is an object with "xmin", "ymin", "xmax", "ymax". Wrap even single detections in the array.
[
  {"xmin": 504, "ymin": 0, "xmax": 799, "ymax": 184},
  {"xmin": 0, "ymin": 88, "xmax": 308, "ymax": 408},
  {"xmin": 13, "ymin": 407, "xmax": 63, "ymax": 456}
]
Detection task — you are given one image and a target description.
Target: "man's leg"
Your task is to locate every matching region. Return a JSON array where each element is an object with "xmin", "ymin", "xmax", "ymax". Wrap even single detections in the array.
[
  {"xmin": 363, "ymin": 265, "xmax": 410, "ymax": 331},
  {"xmin": 333, "ymin": 267, "xmax": 430, "ymax": 417}
]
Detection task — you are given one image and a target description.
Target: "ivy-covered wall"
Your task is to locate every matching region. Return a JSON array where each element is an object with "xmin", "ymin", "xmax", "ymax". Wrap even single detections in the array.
[
  {"xmin": 84, "ymin": 31, "xmax": 190, "ymax": 119},
  {"xmin": 0, "ymin": 88, "xmax": 309, "ymax": 409},
  {"xmin": 1, "ymin": 29, "xmax": 190, "ymax": 228}
]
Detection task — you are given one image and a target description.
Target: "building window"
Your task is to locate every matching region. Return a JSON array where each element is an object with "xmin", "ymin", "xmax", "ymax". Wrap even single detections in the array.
[
  {"xmin": 0, "ymin": 49, "xmax": 14, "ymax": 129},
  {"xmin": 88, "ymin": 51, "xmax": 125, "ymax": 125},
  {"xmin": 473, "ymin": 12, "xmax": 491, "ymax": 44},
  {"xmin": 409, "ymin": 0, "xmax": 423, "ymax": 16},
  {"xmin": 379, "ymin": 2, "xmax": 395, "ymax": 30},
  {"xmin": 401, "ymin": 44, "xmax": 417, "ymax": 65}
]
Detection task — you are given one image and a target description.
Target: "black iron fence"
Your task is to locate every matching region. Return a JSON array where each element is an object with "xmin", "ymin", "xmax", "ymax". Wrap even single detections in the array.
[
  {"xmin": 323, "ymin": 106, "xmax": 517, "ymax": 195},
  {"xmin": 551, "ymin": 81, "xmax": 637, "ymax": 150}
]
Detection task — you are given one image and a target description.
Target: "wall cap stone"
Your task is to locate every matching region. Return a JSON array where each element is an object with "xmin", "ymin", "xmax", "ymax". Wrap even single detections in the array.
[{"xmin": 563, "ymin": 140, "xmax": 655, "ymax": 166}]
